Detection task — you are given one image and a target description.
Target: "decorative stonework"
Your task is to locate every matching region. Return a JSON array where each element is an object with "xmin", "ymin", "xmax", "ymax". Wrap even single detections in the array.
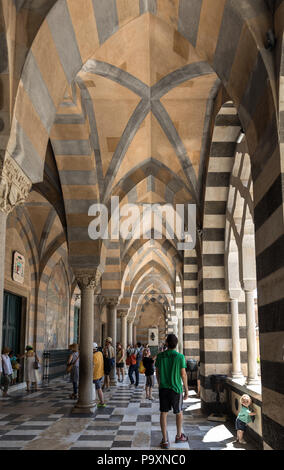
[
  {"xmin": 117, "ymin": 309, "xmax": 127, "ymax": 318},
  {"xmin": 104, "ymin": 296, "xmax": 119, "ymax": 307},
  {"xmin": 0, "ymin": 153, "xmax": 32, "ymax": 214},
  {"xmin": 75, "ymin": 269, "xmax": 102, "ymax": 291}
]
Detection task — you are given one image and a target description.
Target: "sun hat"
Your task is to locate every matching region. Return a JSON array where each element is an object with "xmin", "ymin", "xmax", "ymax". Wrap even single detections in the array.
[{"xmin": 106, "ymin": 337, "xmax": 112, "ymax": 343}]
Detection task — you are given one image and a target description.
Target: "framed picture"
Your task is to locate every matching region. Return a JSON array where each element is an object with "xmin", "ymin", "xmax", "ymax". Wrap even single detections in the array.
[
  {"xmin": 12, "ymin": 251, "xmax": 25, "ymax": 284},
  {"xmin": 148, "ymin": 328, "xmax": 158, "ymax": 346}
]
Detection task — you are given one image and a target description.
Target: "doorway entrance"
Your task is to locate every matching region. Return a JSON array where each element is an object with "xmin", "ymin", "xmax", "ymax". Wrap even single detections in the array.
[{"xmin": 2, "ymin": 291, "xmax": 22, "ymax": 354}]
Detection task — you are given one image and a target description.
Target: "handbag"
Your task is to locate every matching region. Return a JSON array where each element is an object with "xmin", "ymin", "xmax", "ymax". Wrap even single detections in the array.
[
  {"xmin": 66, "ymin": 353, "xmax": 79, "ymax": 374},
  {"xmin": 139, "ymin": 360, "xmax": 145, "ymax": 374},
  {"xmin": 33, "ymin": 356, "xmax": 39, "ymax": 370}
]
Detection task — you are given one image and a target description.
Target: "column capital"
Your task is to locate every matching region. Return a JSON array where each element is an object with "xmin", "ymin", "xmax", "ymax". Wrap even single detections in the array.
[
  {"xmin": 75, "ymin": 269, "xmax": 102, "ymax": 290},
  {"xmin": 0, "ymin": 153, "xmax": 32, "ymax": 214},
  {"xmin": 241, "ymin": 279, "xmax": 256, "ymax": 292},
  {"xmin": 104, "ymin": 296, "xmax": 119, "ymax": 307},
  {"xmin": 117, "ymin": 309, "xmax": 127, "ymax": 318},
  {"xmin": 228, "ymin": 288, "xmax": 241, "ymax": 301}
]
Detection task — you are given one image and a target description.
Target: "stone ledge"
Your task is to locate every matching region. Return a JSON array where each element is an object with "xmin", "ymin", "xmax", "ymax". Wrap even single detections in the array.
[{"xmin": 226, "ymin": 377, "xmax": 262, "ymax": 405}]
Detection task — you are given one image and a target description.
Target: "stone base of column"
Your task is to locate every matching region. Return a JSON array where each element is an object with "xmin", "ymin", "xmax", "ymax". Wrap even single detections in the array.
[
  {"xmin": 231, "ymin": 372, "xmax": 244, "ymax": 380},
  {"xmin": 72, "ymin": 401, "xmax": 97, "ymax": 414},
  {"xmin": 246, "ymin": 377, "xmax": 261, "ymax": 386},
  {"xmin": 110, "ymin": 378, "xmax": 117, "ymax": 386}
]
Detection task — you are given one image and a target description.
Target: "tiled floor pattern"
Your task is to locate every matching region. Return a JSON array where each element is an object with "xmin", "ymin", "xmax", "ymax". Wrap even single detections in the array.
[{"xmin": 0, "ymin": 377, "xmax": 256, "ymax": 450}]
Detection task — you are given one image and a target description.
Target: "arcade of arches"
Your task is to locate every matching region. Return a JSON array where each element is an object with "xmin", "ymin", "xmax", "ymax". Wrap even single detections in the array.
[{"xmin": 0, "ymin": 0, "xmax": 283, "ymax": 450}]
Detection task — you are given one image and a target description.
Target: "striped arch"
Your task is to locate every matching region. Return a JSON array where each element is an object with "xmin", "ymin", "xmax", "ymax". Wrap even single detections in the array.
[
  {"xmin": 7, "ymin": 0, "xmax": 276, "ymax": 188},
  {"xmin": 183, "ymin": 249, "xmax": 199, "ymax": 360},
  {"xmin": 37, "ymin": 242, "xmax": 70, "ymax": 356},
  {"xmin": 8, "ymin": 207, "xmax": 40, "ymax": 347},
  {"xmin": 121, "ymin": 260, "xmax": 174, "ymax": 313},
  {"xmin": 200, "ymin": 101, "xmax": 242, "ymax": 406},
  {"xmin": 128, "ymin": 271, "xmax": 174, "ymax": 323},
  {"xmin": 111, "ymin": 161, "xmax": 192, "ymax": 206}
]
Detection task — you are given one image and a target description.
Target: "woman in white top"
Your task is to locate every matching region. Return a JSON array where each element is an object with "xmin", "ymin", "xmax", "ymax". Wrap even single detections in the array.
[
  {"xmin": 1, "ymin": 347, "xmax": 13, "ymax": 397},
  {"xmin": 24, "ymin": 345, "xmax": 40, "ymax": 392}
]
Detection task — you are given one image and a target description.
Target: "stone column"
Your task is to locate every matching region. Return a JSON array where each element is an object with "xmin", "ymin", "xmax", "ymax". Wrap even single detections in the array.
[
  {"xmin": 244, "ymin": 289, "xmax": 260, "ymax": 385},
  {"xmin": 93, "ymin": 296, "xmax": 101, "ymax": 345},
  {"xmin": 127, "ymin": 319, "xmax": 133, "ymax": 345},
  {"xmin": 73, "ymin": 271, "xmax": 101, "ymax": 414},
  {"xmin": 171, "ymin": 315, "xmax": 178, "ymax": 339},
  {"xmin": 133, "ymin": 324, "xmax": 137, "ymax": 345},
  {"xmin": 0, "ymin": 212, "xmax": 7, "ymax": 350},
  {"xmin": 118, "ymin": 311, "xmax": 127, "ymax": 351},
  {"xmin": 229, "ymin": 290, "xmax": 243, "ymax": 379},
  {"xmin": 105, "ymin": 297, "xmax": 119, "ymax": 386},
  {"xmin": 0, "ymin": 153, "xmax": 32, "ymax": 350},
  {"xmin": 177, "ymin": 314, "xmax": 183, "ymax": 354}
]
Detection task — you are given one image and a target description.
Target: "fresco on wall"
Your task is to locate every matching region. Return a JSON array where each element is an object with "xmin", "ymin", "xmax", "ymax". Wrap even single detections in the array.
[{"xmin": 45, "ymin": 262, "xmax": 69, "ymax": 350}]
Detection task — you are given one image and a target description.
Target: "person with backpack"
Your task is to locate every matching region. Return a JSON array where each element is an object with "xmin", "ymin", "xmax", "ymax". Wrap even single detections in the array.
[{"xmin": 128, "ymin": 342, "xmax": 143, "ymax": 387}]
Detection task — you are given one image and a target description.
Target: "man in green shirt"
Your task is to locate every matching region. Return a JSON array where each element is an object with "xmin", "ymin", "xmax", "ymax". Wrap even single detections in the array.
[{"xmin": 155, "ymin": 334, "xmax": 189, "ymax": 449}]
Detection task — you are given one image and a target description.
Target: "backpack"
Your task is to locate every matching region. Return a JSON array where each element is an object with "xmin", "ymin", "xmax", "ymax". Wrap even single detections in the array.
[{"xmin": 130, "ymin": 353, "xmax": 137, "ymax": 365}]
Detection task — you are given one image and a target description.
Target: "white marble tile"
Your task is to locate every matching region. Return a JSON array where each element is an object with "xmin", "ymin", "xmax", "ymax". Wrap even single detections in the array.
[
  {"xmin": 19, "ymin": 421, "xmax": 53, "ymax": 426},
  {"xmin": 71, "ymin": 441, "xmax": 112, "ymax": 448},
  {"xmin": 5, "ymin": 430, "xmax": 44, "ymax": 435},
  {"xmin": 0, "ymin": 441, "xmax": 27, "ymax": 447},
  {"xmin": 83, "ymin": 430, "xmax": 117, "ymax": 436}
]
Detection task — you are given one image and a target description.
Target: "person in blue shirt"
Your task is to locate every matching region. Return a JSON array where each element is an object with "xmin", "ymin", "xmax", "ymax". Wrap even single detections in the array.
[{"xmin": 235, "ymin": 394, "xmax": 256, "ymax": 444}]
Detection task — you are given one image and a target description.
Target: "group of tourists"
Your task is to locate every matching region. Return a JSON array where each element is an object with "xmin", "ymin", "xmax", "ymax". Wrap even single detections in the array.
[
  {"xmin": 1, "ymin": 335, "xmax": 256, "ymax": 449},
  {"xmin": 0, "ymin": 345, "xmax": 40, "ymax": 396}
]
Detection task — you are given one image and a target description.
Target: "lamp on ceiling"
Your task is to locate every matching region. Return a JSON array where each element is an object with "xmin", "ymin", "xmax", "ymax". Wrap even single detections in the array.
[{"xmin": 237, "ymin": 129, "xmax": 245, "ymax": 144}]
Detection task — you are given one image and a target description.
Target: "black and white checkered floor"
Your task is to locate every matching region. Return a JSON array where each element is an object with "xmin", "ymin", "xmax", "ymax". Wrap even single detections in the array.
[{"xmin": 0, "ymin": 376, "xmax": 256, "ymax": 450}]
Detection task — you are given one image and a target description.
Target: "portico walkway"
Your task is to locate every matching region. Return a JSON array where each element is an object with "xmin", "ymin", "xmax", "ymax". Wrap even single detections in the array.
[{"xmin": 0, "ymin": 378, "xmax": 256, "ymax": 450}]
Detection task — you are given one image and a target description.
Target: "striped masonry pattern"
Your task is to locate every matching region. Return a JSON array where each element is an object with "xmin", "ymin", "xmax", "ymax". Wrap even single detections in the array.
[
  {"xmin": 183, "ymin": 249, "xmax": 199, "ymax": 361},
  {"xmin": 255, "ymin": 0, "xmax": 284, "ymax": 448},
  {"xmin": 200, "ymin": 102, "xmax": 241, "ymax": 406},
  {"xmin": 7, "ymin": 0, "xmax": 276, "ymax": 184},
  {"xmin": 1, "ymin": 0, "xmax": 283, "ymax": 448}
]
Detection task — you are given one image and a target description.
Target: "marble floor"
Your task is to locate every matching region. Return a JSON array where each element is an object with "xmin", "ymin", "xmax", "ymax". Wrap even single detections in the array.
[{"xmin": 0, "ymin": 376, "xmax": 257, "ymax": 450}]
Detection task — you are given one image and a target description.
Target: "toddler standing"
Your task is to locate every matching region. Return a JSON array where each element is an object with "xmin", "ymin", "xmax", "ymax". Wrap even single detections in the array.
[{"xmin": 235, "ymin": 394, "xmax": 256, "ymax": 444}]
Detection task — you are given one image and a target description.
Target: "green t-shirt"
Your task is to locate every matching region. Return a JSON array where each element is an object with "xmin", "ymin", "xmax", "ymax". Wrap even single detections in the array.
[
  {"xmin": 237, "ymin": 405, "xmax": 252, "ymax": 424},
  {"xmin": 155, "ymin": 349, "xmax": 187, "ymax": 394}
]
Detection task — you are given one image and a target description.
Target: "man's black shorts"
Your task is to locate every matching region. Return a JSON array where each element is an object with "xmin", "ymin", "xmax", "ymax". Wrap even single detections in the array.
[{"xmin": 159, "ymin": 388, "xmax": 183, "ymax": 414}]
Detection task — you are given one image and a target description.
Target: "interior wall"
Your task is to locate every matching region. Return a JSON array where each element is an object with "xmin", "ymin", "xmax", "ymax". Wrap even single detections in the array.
[{"xmin": 136, "ymin": 303, "xmax": 166, "ymax": 346}]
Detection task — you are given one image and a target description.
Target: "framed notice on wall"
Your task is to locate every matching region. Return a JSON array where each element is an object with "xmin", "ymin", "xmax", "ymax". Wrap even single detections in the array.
[
  {"xmin": 148, "ymin": 328, "xmax": 158, "ymax": 346},
  {"xmin": 12, "ymin": 251, "xmax": 25, "ymax": 284}
]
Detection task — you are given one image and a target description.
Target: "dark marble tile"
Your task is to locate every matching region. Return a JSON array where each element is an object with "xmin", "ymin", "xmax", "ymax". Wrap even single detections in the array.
[
  {"xmin": 78, "ymin": 435, "xmax": 113, "ymax": 441},
  {"xmin": 112, "ymin": 441, "xmax": 132, "ymax": 447},
  {"xmin": 0, "ymin": 435, "xmax": 36, "ymax": 441},
  {"xmin": 137, "ymin": 415, "xmax": 151, "ymax": 422},
  {"xmin": 117, "ymin": 430, "xmax": 134, "ymax": 436}
]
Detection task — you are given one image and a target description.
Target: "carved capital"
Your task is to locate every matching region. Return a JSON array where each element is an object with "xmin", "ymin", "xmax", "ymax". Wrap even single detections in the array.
[
  {"xmin": 117, "ymin": 309, "xmax": 127, "ymax": 318},
  {"xmin": 75, "ymin": 269, "xmax": 102, "ymax": 291},
  {"xmin": 104, "ymin": 296, "xmax": 119, "ymax": 307},
  {"xmin": 0, "ymin": 153, "xmax": 32, "ymax": 214}
]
